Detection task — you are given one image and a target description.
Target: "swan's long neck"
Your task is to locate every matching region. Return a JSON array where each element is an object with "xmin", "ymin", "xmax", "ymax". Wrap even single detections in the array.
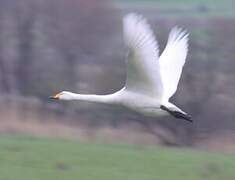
[{"xmin": 68, "ymin": 93, "xmax": 116, "ymax": 104}]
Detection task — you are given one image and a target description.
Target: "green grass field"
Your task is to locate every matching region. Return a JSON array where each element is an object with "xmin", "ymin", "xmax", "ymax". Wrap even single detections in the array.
[{"xmin": 0, "ymin": 135, "xmax": 235, "ymax": 180}]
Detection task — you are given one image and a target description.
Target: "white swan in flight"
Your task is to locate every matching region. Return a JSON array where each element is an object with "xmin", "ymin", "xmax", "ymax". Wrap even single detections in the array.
[{"xmin": 50, "ymin": 13, "xmax": 192, "ymax": 122}]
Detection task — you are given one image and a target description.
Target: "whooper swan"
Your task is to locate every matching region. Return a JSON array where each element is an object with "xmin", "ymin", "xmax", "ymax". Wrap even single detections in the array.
[{"xmin": 50, "ymin": 13, "xmax": 192, "ymax": 122}]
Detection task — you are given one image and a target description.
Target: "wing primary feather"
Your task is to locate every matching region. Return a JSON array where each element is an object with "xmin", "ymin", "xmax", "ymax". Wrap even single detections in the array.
[
  {"xmin": 160, "ymin": 27, "xmax": 189, "ymax": 101},
  {"xmin": 123, "ymin": 13, "xmax": 163, "ymax": 98}
]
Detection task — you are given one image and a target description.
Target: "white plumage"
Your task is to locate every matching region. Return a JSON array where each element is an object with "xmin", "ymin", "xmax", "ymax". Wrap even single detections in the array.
[
  {"xmin": 50, "ymin": 13, "xmax": 192, "ymax": 122},
  {"xmin": 159, "ymin": 27, "xmax": 189, "ymax": 101},
  {"xmin": 123, "ymin": 13, "xmax": 163, "ymax": 98}
]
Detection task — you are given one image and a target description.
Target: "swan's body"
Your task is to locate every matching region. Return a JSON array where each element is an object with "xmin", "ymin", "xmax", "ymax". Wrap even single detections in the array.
[{"xmin": 50, "ymin": 13, "xmax": 192, "ymax": 122}]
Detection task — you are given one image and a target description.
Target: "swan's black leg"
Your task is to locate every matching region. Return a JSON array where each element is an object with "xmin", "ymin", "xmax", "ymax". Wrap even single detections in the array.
[{"xmin": 160, "ymin": 105, "xmax": 192, "ymax": 123}]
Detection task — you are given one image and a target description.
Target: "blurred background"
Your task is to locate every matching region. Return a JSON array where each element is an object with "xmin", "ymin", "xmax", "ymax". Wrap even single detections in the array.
[{"xmin": 0, "ymin": 0, "xmax": 235, "ymax": 179}]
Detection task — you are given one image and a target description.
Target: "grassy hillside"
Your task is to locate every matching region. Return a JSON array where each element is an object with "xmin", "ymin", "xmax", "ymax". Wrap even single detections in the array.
[
  {"xmin": 115, "ymin": 0, "xmax": 234, "ymax": 6},
  {"xmin": 0, "ymin": 135, "xmax": 235, "ymax": 180},
  {"xmin": 114, "ymin": 0, "xmax": 235, "ymax": 18}
]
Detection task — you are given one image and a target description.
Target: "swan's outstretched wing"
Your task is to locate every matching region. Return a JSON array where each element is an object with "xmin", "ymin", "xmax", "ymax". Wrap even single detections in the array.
[
  {"xmin": 159, "ymin": 27, "xmax": 189, "ymax": 101},
  {"xmin": 123, "ymin": 13, "xmax": 163, "ymax": 98}
]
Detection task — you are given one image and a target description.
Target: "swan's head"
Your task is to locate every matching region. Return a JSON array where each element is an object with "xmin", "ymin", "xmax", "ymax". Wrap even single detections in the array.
[{"xmin": 50, "ymin": 91, "xmax": 75, "ymax": 100}]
